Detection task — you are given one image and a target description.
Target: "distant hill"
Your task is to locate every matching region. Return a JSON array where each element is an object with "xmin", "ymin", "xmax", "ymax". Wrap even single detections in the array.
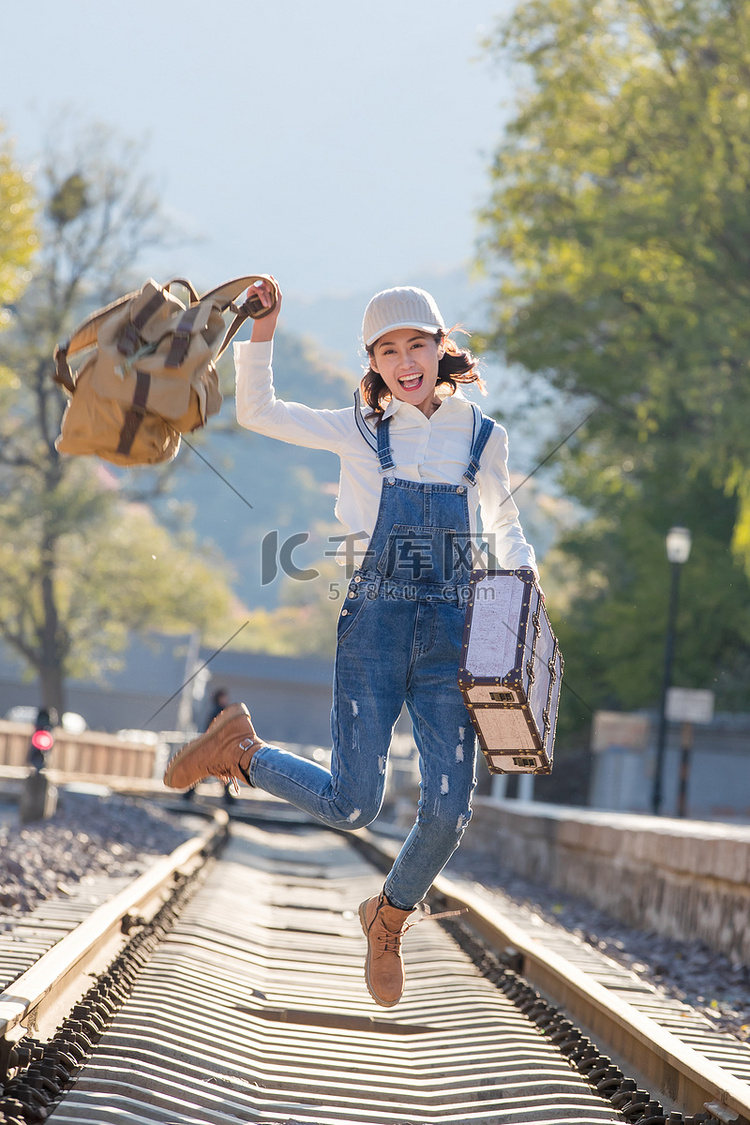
[{"xmin": 152, "ymin": 330, "xmax": 354, "ymax": 610}]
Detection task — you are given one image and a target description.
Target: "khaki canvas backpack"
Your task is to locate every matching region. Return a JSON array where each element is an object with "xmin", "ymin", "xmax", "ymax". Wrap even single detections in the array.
[{"xmin": 53, "ymin": 274, "xmax": 277, "ymax": 466}]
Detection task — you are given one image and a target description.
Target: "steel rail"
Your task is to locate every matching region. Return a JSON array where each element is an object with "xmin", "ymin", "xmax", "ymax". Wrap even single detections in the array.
[
  {"xmin": 0, "ymin": 809, "xmax": 227, "ymax": 1051},
  {"xmin": 358, "ymin": 827, "xmax": 750, "ymax": 1125}
]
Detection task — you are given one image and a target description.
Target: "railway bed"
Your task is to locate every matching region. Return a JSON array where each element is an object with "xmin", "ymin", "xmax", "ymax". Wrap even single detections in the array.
[{"xmin": 1, "ymin": 804, "xmax": 750, "ymax": 1125}]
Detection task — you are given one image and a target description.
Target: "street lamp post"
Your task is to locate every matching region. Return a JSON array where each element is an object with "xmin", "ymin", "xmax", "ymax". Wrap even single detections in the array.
[{"xmin": 651, "ymin": 526, "xmax": 692, "ymax": 816}]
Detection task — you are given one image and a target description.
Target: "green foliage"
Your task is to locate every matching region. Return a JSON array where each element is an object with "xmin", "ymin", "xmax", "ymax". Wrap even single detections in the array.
[
  {"xmin": 481, "ymin": 0, "xmax": 750, "ymax": 724},
  {"xmin": 235, "ymin": 573, "xmax": 341, "ymax": 658},
  {"xmin": 483, "ymin": 0, "xmax": 750, "ymax": 503},
  {"xmin": 46, "ymin": 173, "xmax": 89, "ymax": 228},
  {"xmin": 0, "ymin": 125, "xmax": 36, "ymax": 321},
  {"xmin": 0, "ymin": 480, "xmax": 235, "ymax": 682}
]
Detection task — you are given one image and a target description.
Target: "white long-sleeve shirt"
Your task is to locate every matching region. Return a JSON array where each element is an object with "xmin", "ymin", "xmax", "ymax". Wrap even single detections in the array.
[{"xmin": 234, "ymin": 339, "xmax": 537, "ymax": 573}]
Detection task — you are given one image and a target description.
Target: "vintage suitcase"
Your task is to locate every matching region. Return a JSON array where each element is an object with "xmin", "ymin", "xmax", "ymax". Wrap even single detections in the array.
[{"xmin": 458, "ymin": 568, "xmax": 563, "ymax": 775}]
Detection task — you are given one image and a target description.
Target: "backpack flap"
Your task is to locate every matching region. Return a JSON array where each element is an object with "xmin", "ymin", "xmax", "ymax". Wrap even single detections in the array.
[
  {"xmin": 95, "ymin": 294, "xmax": 223, "ymax": 431},
  {"xmin": 119, "ymin": 280, "xmax": 185, "ymax": 343}
]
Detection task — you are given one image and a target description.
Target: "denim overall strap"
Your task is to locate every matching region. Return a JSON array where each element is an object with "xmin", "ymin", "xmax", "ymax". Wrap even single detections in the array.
[
  {"xmin": 463, "ymin": 404, "xmax": 495, "ymax": 486},
  {"xmin": 353, "ymin": 389, "xmax": 378, "ymax": 452},
  {"xmin": 376, "ymin": 415, "xmax": 396, "ymax": 472},
  {"xmin": 353, "ymin": 389, "xmax": 396, "ymax": 473}
]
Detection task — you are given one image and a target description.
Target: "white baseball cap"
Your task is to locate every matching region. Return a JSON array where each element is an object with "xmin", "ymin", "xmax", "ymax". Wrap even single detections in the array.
[{"xmin": 362, "ymin": 286, "xmax": 446, "ymax": 348}]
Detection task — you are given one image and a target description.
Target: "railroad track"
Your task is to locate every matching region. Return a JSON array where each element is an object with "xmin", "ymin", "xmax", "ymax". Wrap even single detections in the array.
[{"xmin": 1, "ymin": 804, "xmax": 749, "ymax": 1124}]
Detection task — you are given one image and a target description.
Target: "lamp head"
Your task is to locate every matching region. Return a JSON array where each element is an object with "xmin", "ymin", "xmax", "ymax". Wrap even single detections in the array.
[{"xmin": 666, "ymin": 526, "xmax": 692, "ymax": 565}]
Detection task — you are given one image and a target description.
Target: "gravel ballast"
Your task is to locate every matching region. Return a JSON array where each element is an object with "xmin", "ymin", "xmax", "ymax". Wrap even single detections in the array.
[
  {"xmin": 447, "ymin": 842, "xmax": 750, "ymax": 1043},
  {"xmin": 0, "ymin": 788, "xmax": 192, "ymax": 920}
]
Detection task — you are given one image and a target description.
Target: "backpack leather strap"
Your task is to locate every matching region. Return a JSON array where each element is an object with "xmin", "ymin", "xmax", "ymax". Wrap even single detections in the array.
[
  {"xmin": 116, "ymin": 370, "xmax": 152, "ymax": 455},
  {"xmin": 165, "ymin": 277, "xmax": 200, "ymax": 303},
  {"xmin": 199, "ymin": 274, "xmax": 277, "ymax": 312},
  {"xmin": 215, "ymin": 278, "xmax": 280, "ymax": 360},
  {"xmin": 118, "ymin": 289, "xmax": 170, "ymax": 357},
  {"xmin": 165, "ymin": 304, "xmax": 203, "ymax": 368}
]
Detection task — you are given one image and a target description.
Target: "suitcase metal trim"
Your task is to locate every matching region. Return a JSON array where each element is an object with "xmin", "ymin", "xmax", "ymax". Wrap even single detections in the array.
[{"xmin": 458, "ymin": 568, "xmax": 563, "ymax": 775}]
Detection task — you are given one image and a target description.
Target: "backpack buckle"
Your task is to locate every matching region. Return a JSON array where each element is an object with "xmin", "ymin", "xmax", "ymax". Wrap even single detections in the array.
[
  {"xmin": 117, "ymin": 322, "xmax": 142, "ymax": 357},
  {"xmin": 165, "ymin": 328, "xmax": 191, "ymax": 368}
]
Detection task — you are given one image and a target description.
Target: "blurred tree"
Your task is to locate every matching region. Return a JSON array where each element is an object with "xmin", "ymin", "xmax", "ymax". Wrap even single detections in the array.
[
  {"xmin": 234, "ymin": 556, "xmax": 343, "ymax": 658},
  {"xmin": 0, "ymin": 124, "xmax": 238, "ymax": 716},
  {"xmin": 0, "ymin": 124, "xmax": 36, "ymax": 332},
  {"xmin": 481, "ymin": 0, "xmax": 750, "ymax": 729}
]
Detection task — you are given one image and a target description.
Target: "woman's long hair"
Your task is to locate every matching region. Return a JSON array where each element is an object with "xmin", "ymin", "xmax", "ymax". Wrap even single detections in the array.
[{"xmin": 360, "ymin": 328, "xmax": 484, "ymax": 418}]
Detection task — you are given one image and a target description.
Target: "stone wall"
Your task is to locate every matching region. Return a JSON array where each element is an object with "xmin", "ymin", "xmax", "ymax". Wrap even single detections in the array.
[{"xmin": 467, "ymin": 798, "xmax": 750, "ymax": 965}]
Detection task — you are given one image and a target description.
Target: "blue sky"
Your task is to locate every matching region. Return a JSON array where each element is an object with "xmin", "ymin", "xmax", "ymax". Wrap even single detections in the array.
[{"xmin": 4, "ymin": 0, "xmax": 519, "ymax": 304}]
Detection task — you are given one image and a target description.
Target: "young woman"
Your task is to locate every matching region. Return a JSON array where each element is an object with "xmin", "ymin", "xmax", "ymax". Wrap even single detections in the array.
[{"xmin": 164, "ymin": 280, "xmax": 539, "ymax": 1007}]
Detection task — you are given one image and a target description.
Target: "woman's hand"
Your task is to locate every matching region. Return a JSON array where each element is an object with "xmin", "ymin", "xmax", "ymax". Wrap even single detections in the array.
[{"xmin": 250, "ymin": 276, "xmax": 282, "ymax": 342}]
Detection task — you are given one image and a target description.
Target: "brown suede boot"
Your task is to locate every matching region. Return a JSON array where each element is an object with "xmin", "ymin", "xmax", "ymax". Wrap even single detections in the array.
[
  {"xmin": 358, "ymin": 891, "xmax": 414, "ymax": 1007},
  {"xmin": 163, "ymin": 703, "xmax": 263, "ymax": 791}
]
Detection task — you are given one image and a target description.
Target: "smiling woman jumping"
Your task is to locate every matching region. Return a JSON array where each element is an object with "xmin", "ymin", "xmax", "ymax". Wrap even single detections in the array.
[{"xmin": 164, "ymin": 280, "xmax": 540, "ymax": 1008}]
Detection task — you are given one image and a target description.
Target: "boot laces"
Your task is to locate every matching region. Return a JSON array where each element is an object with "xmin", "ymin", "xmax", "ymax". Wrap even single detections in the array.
[
  {"xmin": 413, "ymin": 905, "xmax": 467, "ymax": 924},
  {"xmin": 212, "ymin": 741, "xmax": 258, "ymax": 792},
  {"xmin": 376, "ymin": 929, "xmax": 405, "ymax": 955},
  {"xmin": 213, "ymin": 770, "xmax": 241, "ymax": 796},
  {"xmin": 373, "ymin": 906, "xmax": 466, "ymax": 954}
]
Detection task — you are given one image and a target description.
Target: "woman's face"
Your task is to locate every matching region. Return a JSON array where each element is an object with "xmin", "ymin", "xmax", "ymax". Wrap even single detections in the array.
[{"xmin": 370, "ymin": 328, "xmax": 444, "ymax": 418}]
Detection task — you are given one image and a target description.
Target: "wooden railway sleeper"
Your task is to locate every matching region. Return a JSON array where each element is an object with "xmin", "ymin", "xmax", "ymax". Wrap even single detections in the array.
[{"xmin": 0, "ymin": 840, "xmax": 218, "ymax": 1124}]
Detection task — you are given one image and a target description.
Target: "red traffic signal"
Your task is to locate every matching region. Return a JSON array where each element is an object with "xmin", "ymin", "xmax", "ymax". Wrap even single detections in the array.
[{"xmin": 31, "ymin": 729, "xmax": 54, "ymax": 753}]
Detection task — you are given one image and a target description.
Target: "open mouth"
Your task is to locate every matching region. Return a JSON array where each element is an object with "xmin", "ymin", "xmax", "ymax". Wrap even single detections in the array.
[{"xmin": 398, "ymin": 374, "xmax": 423, "ymax": 391}]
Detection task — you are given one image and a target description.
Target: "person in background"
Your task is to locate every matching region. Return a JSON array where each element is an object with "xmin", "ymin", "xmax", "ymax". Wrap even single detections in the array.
[
  {"xmin": 182, "ymin": 688, "xmax": 234, "ymax": 805},
  {"xmin": 205, "ymin": 687, "xmax": 229, "ymax": 729}
]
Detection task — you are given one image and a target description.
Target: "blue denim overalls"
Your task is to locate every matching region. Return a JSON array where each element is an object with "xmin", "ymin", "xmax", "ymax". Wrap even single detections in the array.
[{"xmin": 248, "ymin": 398, "xmax": 496, "ymax": 910}]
